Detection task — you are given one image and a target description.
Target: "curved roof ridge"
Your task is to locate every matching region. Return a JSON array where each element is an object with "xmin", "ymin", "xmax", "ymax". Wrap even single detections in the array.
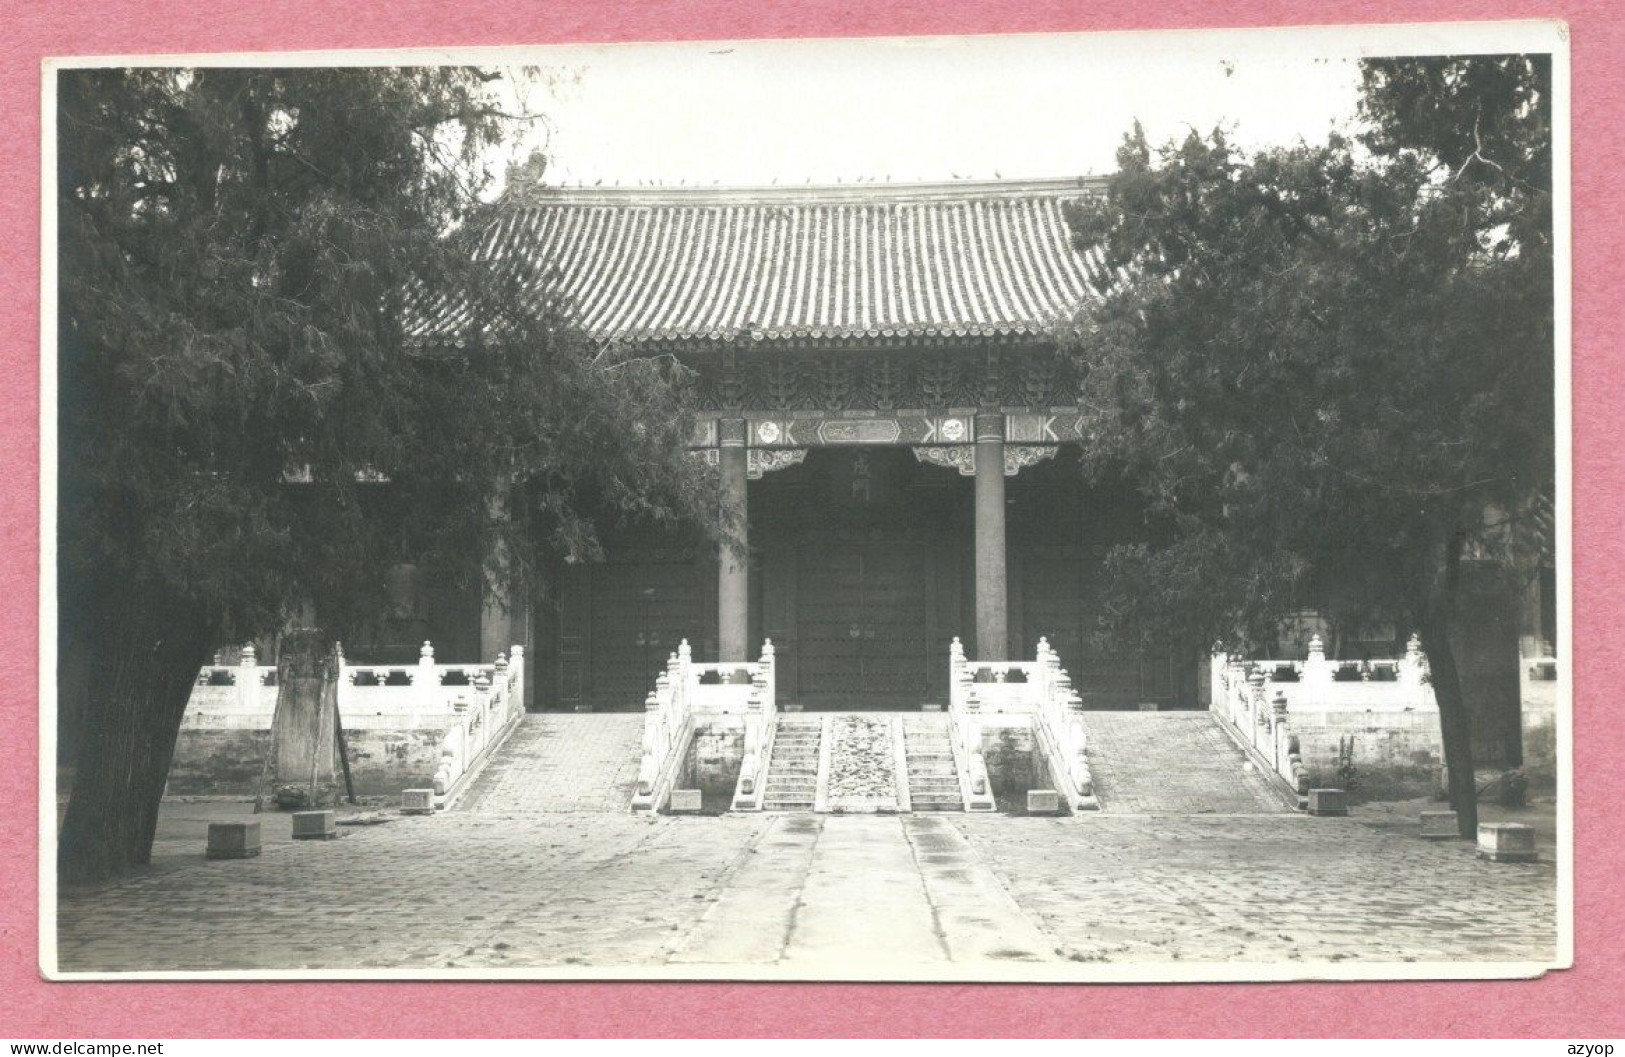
[{"xmin": 500, "ymin": 174, "xmax": 1107, "ymax": 208}]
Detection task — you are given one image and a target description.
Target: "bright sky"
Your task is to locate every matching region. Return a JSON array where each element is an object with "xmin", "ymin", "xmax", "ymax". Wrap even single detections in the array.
[{"xmin": 495, "ymin": 31, "xmax": 1370, "ymax": 191}]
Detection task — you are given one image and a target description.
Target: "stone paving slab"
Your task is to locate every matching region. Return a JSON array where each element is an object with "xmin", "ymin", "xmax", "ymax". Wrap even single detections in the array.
[
  {"xmin": 956, "ymin": 813, "xmax": 1557, "ymax": 965},
  {"xmin": 54, "ymin": 790, "xmax": 1558, "ymax": 975}
]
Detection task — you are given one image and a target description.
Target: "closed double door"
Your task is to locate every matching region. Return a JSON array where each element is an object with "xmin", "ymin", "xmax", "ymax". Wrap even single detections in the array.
[{"xmin": 796, "ymin": 541, "xmax": 935, "ymax": 705}]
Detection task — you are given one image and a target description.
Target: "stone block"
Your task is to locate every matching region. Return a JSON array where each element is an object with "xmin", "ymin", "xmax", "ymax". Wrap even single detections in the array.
[
  {"xmin": 291, "ymin": 810, "xmax": 338, "ymax": 840},
  {"xmin": 920, "ymin": 703, "xmax": 943, "ymax": 712},
  {"xmin": 205, "ymin": 820, "xmax": 262, "ymax": 860},
  {"xmin": 1477, "ymin": 822, "xmax": 1538, "ymax": 863},
  {"xmin": 1418, "ymin": 810, "xmax": 1460, "ymax": 839},
  {"xmin": 1026, "ymin": 789, "xmax": 1062, "ymax": 815},
  {"xmin": 1307, "ymin": 788, "xmax": 1349, "ymax": 817},
  {"xmin": 669, "ymin": 789, "xmax": 703, "ymax": 814},
  {"xmin": 401, "ymin": 788, "xmax": 436, "ymax": 815},
  {"xmin": 782, "ymin": 702, "xmax": 804, "ymax": 712}
]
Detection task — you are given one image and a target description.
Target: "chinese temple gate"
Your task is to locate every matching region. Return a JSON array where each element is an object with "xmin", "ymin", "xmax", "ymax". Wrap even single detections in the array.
[{"xmin": 415, "ymin": 177, "xmax": 1201, "ymax": 711}]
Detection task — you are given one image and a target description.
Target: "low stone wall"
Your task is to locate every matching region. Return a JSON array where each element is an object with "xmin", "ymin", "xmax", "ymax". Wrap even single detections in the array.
[
  {"xmin": 1288, "ymin": 710, "xmax": 1443, "ymax": 798},
  {"xmin": 686, "ymin": 719, "xmax": 745, "ymax": 801},
  {"xmin": 169, "ymin": 716, "xmax": 455, "ymax": 797},
  {"xmin": 978, "ymin": 723, "xmax": 1046, "ymax": 797}
]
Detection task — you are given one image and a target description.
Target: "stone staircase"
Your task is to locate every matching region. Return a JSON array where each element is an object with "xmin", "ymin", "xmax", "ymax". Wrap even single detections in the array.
[
  {"xmin": 901, "ymin": 715, "xmax": 963, "ymax": 812},
  {"xmin": 761, "ymin": 716, "xmax": 823, "ymax": 811}
]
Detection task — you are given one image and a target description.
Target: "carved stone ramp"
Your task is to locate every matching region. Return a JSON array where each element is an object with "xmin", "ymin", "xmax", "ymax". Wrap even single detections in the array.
[
  {"xmin": 1082, "ymin": 712, "xmax": 1289, "ymax": 815},
  {"xmin": 456, "ymin": 713, "xmax": 644, "ymax": 814}
]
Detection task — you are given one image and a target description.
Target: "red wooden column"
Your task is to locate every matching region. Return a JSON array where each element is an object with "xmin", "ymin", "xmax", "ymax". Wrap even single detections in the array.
[
  {"xmin": 718, "ymin": 418, "xmax": 750, "ymax": 662},
  {"xmin": 974, "ymin": 411, "xmax": 1008, "ymax": 660}
]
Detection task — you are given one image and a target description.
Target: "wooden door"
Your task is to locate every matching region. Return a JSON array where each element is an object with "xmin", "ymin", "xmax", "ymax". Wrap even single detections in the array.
[
  {"xmin": 795, "ymin": 542, "xmax": 933, "ymax": 705},
  {"xmin": 586, "ymin": 561, "xmax": 701, "ymax": 709}
]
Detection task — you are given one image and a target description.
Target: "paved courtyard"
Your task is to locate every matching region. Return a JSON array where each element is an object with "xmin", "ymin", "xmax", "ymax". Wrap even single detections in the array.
[{"xmin": 54, "ymin": 796, "xmax": 1559, "ymax": 977}]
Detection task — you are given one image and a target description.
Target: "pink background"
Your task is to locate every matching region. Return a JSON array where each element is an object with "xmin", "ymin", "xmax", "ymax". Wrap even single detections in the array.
[{"xmin": 4, "ymin": 0, "xmax": 1621, "ymax": 1038}]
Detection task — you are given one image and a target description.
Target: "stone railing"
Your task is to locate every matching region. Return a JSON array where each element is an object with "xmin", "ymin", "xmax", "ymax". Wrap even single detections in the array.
[
  {"xmin": 731, "ymin": 642, "xmax": 778, "ymax": 811},
  {"xmin": 632, "ymin": 639, "xmax": 778, "ymax": 812},
  {"xmin": 1030, "ymin": 637, "xmax": 1098, "ymax": 811},
  {"xmin": 1213, "ymin": 633, "xmax": 1435, "ymax": 713},
  {"xmin": 187, "ymin": 640, "xmax": 508, "ymax": 720},
  {"xmin": 947, "ymin": 637, "xmax": 1097, "ymax": 813},
  {"xmin": 1208, "ymin": 635, "xmax": 1407, "ymax": 809},
  {"xmin": 946, "ymin": 638, "xmax": 1006, "ymax": 812},
  {"xmin": 948, "ymin": 651, "xmax": 1044, "ymax": 713},
  {"xmin": 180, "ymin": 640, "xmax": 528, "ymax": 803},
  {"xmin": 429, "ymin": 646, "xmax": 526, "ymax": 808}
]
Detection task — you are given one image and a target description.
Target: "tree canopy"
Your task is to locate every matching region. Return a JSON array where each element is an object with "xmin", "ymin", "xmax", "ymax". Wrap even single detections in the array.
[
  {"xmin": 1061, "ymin": 54, "xmax": 1554, "ymax": 831},
  {"xmin": 56, "ymin": 66, "xmax": 716, "ymax": 879},
  {"xmin": 59, "ymin": 66, "xmax": 715, "ymax": 642}
]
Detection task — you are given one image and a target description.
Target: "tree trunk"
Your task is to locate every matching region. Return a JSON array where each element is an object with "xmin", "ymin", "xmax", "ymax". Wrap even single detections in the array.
[
  {"xmin": 1421, "ymin": 531, "xmax": 1478, "ymax": 838},
  {"xmin": 57, "ymin": 583, "xmax": 217, "ymax": 884},
  {"xmin": 1420, "ymin": 615, "xmax": 1479, "ymax": 837}
]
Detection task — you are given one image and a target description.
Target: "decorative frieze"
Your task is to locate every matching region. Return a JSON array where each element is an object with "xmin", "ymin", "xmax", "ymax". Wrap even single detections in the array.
[
  {"xmin": 692, "ymin": 448, "xmax": 809, "ymax": 478},
  {"xmin": 1004, "ymin": 445, "xmax": 1059, "ymax": 475},
  {"xmin": 687, "ymin": 348, "xmax": 1086, "ymax": 414},
  {"xmin": 747, "ymin": 449, "xmax": 807, "ymax": 479},
  {"xmin": 911, "ymin": 445, "xmax": 1059, "ymax": 476},
  {"xmin": 816, "ymin": 419, "xmax": 903, "ymax": 445},
  {"xmin": 912, "ymin": 445, "xmax": 977, "ymax": 475}
]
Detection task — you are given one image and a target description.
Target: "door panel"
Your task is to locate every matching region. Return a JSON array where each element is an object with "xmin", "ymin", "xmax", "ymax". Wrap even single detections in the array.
[
  {"xmin": 586, "ymin": 562, "xmax": 701, "ymax": 709},
  {"xmin": 795, "ymin": 542, "xmax": 933, "ymax": 704},
  {"xmin": 796, "ymin": 549, "xmax": 867, "ymax": 697}
]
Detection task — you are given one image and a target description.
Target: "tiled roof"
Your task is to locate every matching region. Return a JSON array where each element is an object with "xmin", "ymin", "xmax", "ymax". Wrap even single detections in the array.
[{"xmin": 413, "ymin": 178, "xmax": 1110, "ymax": 348}]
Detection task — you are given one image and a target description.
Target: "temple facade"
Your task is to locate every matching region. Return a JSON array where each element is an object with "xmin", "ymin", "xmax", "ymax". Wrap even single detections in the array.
[
  {"xmin": 434, "ymin": 176, "xmax": 1206, "ymax": 713},
  {"xmin": 355, "ymin": 176, "xmax": 1544, "ymax": 745}
]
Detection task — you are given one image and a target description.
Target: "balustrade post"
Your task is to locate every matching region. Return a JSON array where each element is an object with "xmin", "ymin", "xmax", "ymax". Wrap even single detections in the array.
[
  {"xmin": 760, "ymin": 639, "xmax": 776, "ymax": 709},
  {"xmin": 493, "ymin": 652, "xmax": 510, "ymax": 723},
  {"xmin": 1209, "ymin": 642, "xmax": 1227, "ymax": 710},
  {"xmin": 509, "ymin": 644, "xmax": 525, "ymax": 711},
  {"xmin": 1399, "ymin": 631, "xmax": 1426, "ymax": 704},
  {"xmin": 238, "ymin": 642, "xmax": 259, "ymax": 712},
  {"xmin": 1303, "ymin": 634, "xmax": 1333, "ymax": 698},
  {"xmin": 417, "ymin": 641, "xmax": 437, "ymax": 711}
]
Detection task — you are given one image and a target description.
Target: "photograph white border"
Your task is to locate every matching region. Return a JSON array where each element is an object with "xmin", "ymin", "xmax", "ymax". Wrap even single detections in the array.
[{"xmin": 38, "ymin": 18, "xmax": 1574, "ymax": 983}]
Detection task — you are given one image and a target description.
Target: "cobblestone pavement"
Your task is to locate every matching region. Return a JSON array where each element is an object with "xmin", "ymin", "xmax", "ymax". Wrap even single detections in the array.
[
  {"xmin": 1082, "ymin": 712, "xmax": 1289, "ymax": 814},
  {"xmin": 455, "ymin": 713, "xmax": 643, "ymax": 814},
  {"xmin": 55, "ymin": 798, "xmax": 1557, "ymax": 975},
  {"xmin": 959, "ymin": 813, "xmax": 1558, "ymax": 965}
]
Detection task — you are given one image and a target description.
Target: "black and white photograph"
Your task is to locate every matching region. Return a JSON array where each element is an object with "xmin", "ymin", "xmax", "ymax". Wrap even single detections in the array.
[{"xmin": 43, "ymin": 22, "xmax": 1569, "ymax": 982}]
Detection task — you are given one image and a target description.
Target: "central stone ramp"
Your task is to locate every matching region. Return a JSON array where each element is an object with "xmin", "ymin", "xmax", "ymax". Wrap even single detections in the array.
[
  {"xmin": 762, "ymin": 716, "xmax": 823, "ymax": 811},
  {"xmin": 456, "ymin": 713, "xmax": 643, "ymax": 814},
  {"xmin": 1082, "ymin": 712, "xmax": 1290, "ymax": 814},
  {"xmin": 825, "ymin": 714, "xmax": 901, "ymax": 813},
  {"xmin": 901, "ymin": 715, "xmax": 963, "ymax": 811}
]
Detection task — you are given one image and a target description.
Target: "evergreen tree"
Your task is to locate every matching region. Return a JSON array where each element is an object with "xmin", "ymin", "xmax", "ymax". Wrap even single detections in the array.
[
  {"xmin": 56, "ymin": 67, "xmax": 714, "ymax": 881},
  {"xmin": 1062, "ymin": 55, "xmax": 1554, "ymax": 834}
]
